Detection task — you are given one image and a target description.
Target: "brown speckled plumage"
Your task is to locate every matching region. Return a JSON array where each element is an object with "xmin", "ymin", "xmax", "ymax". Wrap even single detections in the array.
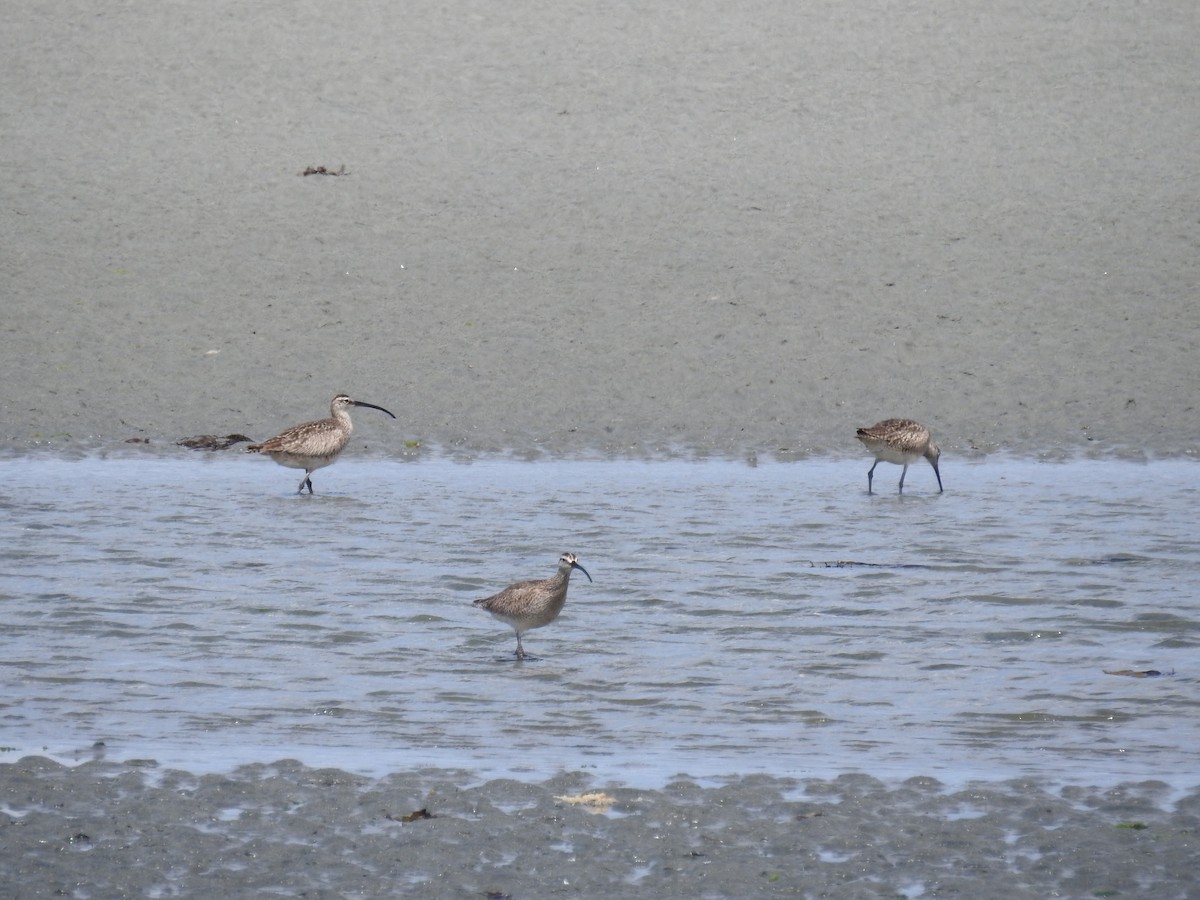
[
  {"xmin": 855, "ymin": 418, "xmax": 943, "ymax": 494},
  {"xmin": 246, "ymin": 394, "xmax": 395, "ymax": 493},
  {"xmin": 473, "ymin": 553, "xmax": 593, "ymax": 659}
]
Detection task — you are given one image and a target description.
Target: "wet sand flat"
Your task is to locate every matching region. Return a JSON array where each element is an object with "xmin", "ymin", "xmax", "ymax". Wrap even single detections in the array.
[
  {"xmin": 4, "ymin": 757, "xmax": 1199, "ymax": 898},
  {"xmin": 1, "ymin": 2, "xmax": 1197, "ymax": 458},
  {"xmin": 2, "ymin": 1, "xmax": 1198, "ymax": 895}
]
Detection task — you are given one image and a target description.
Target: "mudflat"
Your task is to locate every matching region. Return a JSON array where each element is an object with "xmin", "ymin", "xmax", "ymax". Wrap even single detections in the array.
[
  {"xmin": 5, "ymin": 757, "xmax": 1198, "ymax": 898},
  {"xmin": 2, "ymin": 3, "xmax": 1196, "ymax": 459},
  {"xmin": 3, "ymin": 3, "xmax": 1197, "ymax": 896}
]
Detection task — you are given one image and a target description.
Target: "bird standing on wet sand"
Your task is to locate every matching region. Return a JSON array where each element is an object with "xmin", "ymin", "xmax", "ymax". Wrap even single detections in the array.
[
  {"xmin": 856, "ymin": 418, "xmax": 943, "ymax": 495},
  {"xmin": 245, "ymin": 393, "xmax": 395, "ymax": 494},
  {"xmin": 473, "ymin": 553, "xmax": 593, "ymax": 660}
]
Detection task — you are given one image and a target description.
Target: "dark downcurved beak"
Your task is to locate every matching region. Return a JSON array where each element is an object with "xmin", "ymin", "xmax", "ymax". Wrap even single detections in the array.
[
  {"xmin": 353, "ymin": 400, "xmax": 396, "ymax": 419},
  {"xmin": 572, "ymin": 561, "xmax": 593, "ymax": 583},
  {"xmin": 931, "ymin": 459, "xmax": 944, "ymax": 493}
]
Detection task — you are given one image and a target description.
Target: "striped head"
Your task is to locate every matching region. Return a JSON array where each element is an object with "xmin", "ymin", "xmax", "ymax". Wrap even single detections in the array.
[
  {"xmin": 559, "ymin": 552, "xmax": 593, "ymax": 583},
  {"xmin": 331, "ymin": 393, "xmax": 397, "ymax": 419}
]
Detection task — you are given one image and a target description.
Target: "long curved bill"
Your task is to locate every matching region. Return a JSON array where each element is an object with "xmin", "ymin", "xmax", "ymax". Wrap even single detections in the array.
[{"xmin": 352, "ymin": 400, "xmax": 396, "ymax": 419}]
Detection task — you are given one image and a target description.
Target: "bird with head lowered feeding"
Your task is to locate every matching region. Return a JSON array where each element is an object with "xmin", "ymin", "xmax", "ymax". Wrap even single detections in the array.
[{"xmin": 855, "ymin": 418, "xmax": 943, "ymax": 495}]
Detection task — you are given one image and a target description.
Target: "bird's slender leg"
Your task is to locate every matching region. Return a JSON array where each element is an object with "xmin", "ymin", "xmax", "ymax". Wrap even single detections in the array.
[
  {"xmin": 898, "ymin": 464, "xmax": 909, "ymax": 494},
  {"xmin": 867, "ymin": 461, "xmax": 878, "ymax": 494},
  {"xmin": 515, "ymin": 635, "xmax": 526, "ymax": 659}
]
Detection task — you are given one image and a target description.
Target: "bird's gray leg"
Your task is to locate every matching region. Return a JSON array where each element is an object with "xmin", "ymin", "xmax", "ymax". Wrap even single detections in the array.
[
  {"xmin": 515, "ymin": 635, "xmax": 526, "ymax": 659},
  {"xmin": 867, "ymin": 461, "xmax": 877, "ymax": 494},
  {"xmin": 898, "ymin": 464, "xmax": 908, "ymax": 494}
]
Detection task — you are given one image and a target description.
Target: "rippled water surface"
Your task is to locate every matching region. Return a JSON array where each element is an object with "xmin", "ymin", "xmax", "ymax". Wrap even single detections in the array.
[{"xmin": 2, "ymin": 454, "xmax": 1197, "ymax": 789}]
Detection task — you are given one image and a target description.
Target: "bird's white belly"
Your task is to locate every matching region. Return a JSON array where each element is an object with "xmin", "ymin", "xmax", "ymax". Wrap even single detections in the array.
[
  {"xmin": 266, "ymin": 451, "xmax": 340, "ymax": 471},
  {"xmin": 872, "ymin": 445, "xmax": 919, "ymax": 466}
]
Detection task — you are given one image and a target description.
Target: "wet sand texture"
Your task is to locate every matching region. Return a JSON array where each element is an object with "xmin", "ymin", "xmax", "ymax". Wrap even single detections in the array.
[
  {"xmin": 4, "ymin": 758, "xmax": 1198, "ymax": 898},
  {"xmin": 2, "ymin": 3, "xmax": 1198, "ymax": 457},
  {"xmin": 3, "ymin": 2, "xmax": 1198, "ymax": 896}
]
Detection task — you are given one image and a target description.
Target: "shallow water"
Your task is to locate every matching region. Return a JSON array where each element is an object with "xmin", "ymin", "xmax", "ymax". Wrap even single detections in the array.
[{"xmin": 2, "ymin": 453, "xmax": 1197, "ymax": 790}]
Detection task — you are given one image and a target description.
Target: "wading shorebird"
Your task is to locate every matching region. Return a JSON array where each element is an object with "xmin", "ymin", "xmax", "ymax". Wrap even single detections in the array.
[
  {"xmin": 246, "ymin": 393, "xmax": 395, "ymax": 494},
  {"xmin": 856, "ymin": 418, "xmax": 943, "ymax": 495},
  {"xmin": 473, "ymin": 553, "xmax": 593, "ymax": 660}
]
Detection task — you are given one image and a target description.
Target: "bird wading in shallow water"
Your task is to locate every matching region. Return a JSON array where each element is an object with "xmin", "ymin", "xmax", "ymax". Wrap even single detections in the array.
[
  {"xmin": 473, "ymin": 552, "xmax": 593, "ymax": 660},
  {"xmin": 246, "ymin": 393, "xmax": 395, "ymax": 493},
  {"xmin": 855, "ymin": 418, "xmax": 943, "ymax": 495}
]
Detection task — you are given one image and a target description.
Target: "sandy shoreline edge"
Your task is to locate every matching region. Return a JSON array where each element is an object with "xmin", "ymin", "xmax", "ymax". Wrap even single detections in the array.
[
  {"xmin": 3, "ymin": 433, "xmax": 1197, "ymax": 465},
  {"xmin": 5, "ymin": 755, "xmax": 1198, "ymax": 897},
  {"xmin": 5, "ymin": 0, "xmax": 1197, "ymax": 891}
]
